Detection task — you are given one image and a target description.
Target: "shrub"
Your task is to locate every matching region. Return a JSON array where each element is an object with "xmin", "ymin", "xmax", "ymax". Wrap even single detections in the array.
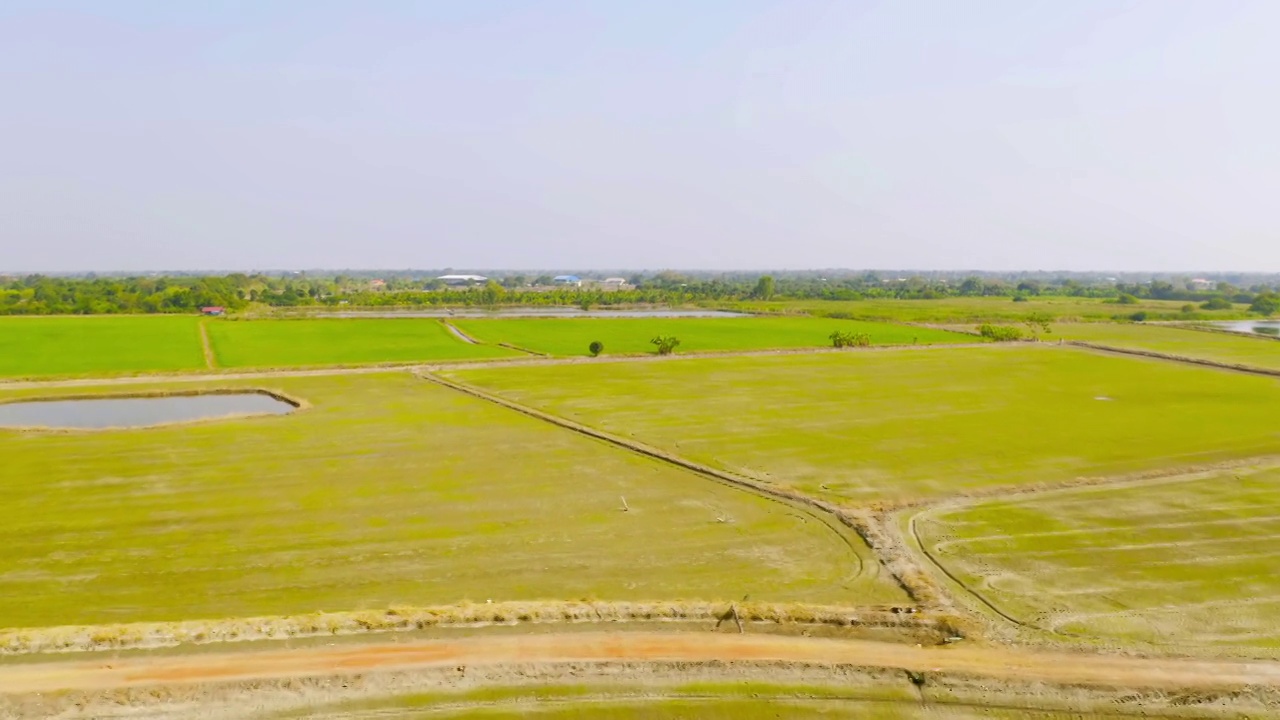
[
  {"xmin": 1251, "ymin": 294, "xmax": 1279, "ymax": 316},
  {"xmin": 1128, "ymin": 311, "xmax": 1148, "ymax": 322},
  {"xmin": 1114, "ymin": 293, "xmax": 1139, "ymax": 305},
  {"xmin": 588, "ymin": 341, "xmax": 604, "ymax": 357},
  {"xmin": 1012, "ymin": 295, "xmax": 1029, "ymax": 303},
  {"xmin": 978, "ymin": 324, "xmax": 1024, "ymax": 342},
  {"xmin": 829, "ymin": 330, "xmax": 871, "ymax": 348},
  {"xmin": 651, "ymin": 335, "xmax": 681, "ymax": 355},
  {"xmin": 1201, "ymin": 297, "xmax": 1233, "ymax": 310},
  {"xmin": 1181, "ymin": 304, "xmax": 1196, "ymax": 313}
]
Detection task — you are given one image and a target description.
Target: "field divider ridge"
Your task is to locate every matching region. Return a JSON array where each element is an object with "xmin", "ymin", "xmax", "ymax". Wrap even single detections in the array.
[
  {"xmin": 439, "ymin": 319, "xmax": 481, "ymax": 345},
  {"xmin": 419, "ymin": 370, "xmax": 962, "ymax": 625},
  {"xmin": 1064, "ymin": 340, "xmax": 1280, "ymax": 377},
  {"xmin": 198, "ymin": 320, "xmax": 217, "ymax": 369},
  {"xmin": 0, "ymin": 601, "xmax": 942, "ymax": 655}
]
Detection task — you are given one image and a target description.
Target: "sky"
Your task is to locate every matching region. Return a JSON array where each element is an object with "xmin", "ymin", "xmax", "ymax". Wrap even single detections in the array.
[{"xmin": 2, "ymin": 1, "xmax": 1279, "ymax": 273}]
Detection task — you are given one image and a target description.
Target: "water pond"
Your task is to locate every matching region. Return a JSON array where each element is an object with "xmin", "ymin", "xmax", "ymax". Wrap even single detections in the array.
[
  {"xmin": 0, "ymin": 392, "xmax": 295, "ymax": 430},
  {"xmin": 1209, "ymin": 320, "xmax": 1280, "ymax": 337}
]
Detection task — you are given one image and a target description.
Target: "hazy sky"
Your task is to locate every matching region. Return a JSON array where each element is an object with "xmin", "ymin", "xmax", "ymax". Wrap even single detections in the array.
[{"xmin": 3, "ymin": 1, "xmax": 1278, "ymax": 272}]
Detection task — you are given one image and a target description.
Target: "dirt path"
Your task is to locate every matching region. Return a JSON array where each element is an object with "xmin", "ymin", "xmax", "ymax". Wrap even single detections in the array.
[
  {"xmin": 4, "ymin": 632, "xmax": 1280, "ymax": 695},
  {"xmin": 198, "ymin": 321, "xmax": 217, "ymax": 369},
  {"xmin": 440, "ymin": 319, "xmax": 479, "ymax": 344}
]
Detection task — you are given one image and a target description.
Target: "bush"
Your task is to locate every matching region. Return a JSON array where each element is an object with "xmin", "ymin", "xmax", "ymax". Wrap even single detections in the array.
[
  {"xmin": 1201, "ymin": 297, "xmax": 1233, "ymax": 310},
  {"xmin": 588, "ymin": 341, "xmax": 604, "ymax": 357},
  {"xmin": 1012, "ymin": 295, "xmax": 1028, "ymax": 303},
  {"xmin": 1181, "ymin": 304, "xmax": 1196, "ymax": 313},
  {"xmin": 829, "ymin": 330, "xmax": 871, "ymax": 348},
  {"xmin": 1128, "ymin": 311, "xmax": 1148, "ymax": 322},
  {"xmin": 1114, "ymin": 293, "xmax": 1139, "ymax": 305},
  {"xmin": 1251, "ymin": 294, "xmax": 1279, "ymax": 316},
  {"xmin": 651, "ymin": 336, "xmax": 681, "ymax": 355},
  {"xmin": 978, "ymin": 324, "xmax": 1024, "ymax": 342}
]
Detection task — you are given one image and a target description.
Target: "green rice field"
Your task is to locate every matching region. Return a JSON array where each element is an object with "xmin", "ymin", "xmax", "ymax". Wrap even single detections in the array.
[
  {"xmin": 451, "ymin": 317, "xmax": 971, "ymax": 356},
  {"xmin": 728, "ymin": 296, "xmax": 1246, "ymax": 324},
  {"xmin": 913, "ymin": 466, "xmax": 1280, "ymax": 649},
  {"xmin": 0, "ymin": 316, "xmax": 205, "ymax": 378},
  {"xmin": 0, "ymin": 372, "xmax": 896, "ymax": 628},
  {"xmin": 206, "ymin": 318, "xmax": 520, "ymax": 368},
  {"xmin": 448, "ymin": 346, "xmax": 1280, "ymax": 504},
  {"xmin": 1053, "ymin": 323, "xmax": 1280, "ymax": 371}
]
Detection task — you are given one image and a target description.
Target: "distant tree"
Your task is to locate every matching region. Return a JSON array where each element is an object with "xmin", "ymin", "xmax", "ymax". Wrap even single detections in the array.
[
  {"xmin": 1251, "ymin": 294, "xmax": 1279, "ymax": 316},
  {"xmin": 480, "ymin": 279, "xmax": 506, "ymax": 306},
  {"xmin": 752, "ymin": 275, "xmax": 776, "ymax": 300},
  {"xmin": 589, "ymin": 341, "xmax": 604, "ymax": 357},
  {"xmin": 1200, "ymin": 297, "xmax": 1233, "ymax": 310},
  {"xmin": 651, "ymin": 335, "xmax": 681, "ymax": 355},
  {"xmin": 1115, "ymin": 293, "xmax": 1139, "ymax": 305},
  {"xmin": 1128, "ymin": 311, "xmax": 1148, "ymax": 322}
]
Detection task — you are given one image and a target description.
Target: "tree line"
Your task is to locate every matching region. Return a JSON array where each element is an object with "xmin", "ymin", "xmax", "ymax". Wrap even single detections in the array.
[{"xmin": 0, "ymin": 272, "xmax": 1275, "ymax": 316}]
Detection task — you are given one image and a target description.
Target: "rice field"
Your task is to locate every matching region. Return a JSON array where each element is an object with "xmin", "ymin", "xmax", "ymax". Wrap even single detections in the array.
[
  {"xmin": 912, "ymin": 466, "xmax": 1280, "ymax": 649},
  {"xmin": 0, "ymin": 372, "xmax": 897, "ymax": 629},
  {"xmin": 205, "ymin": 318, "xmax": 520, "ymax": 368},
  {"xmin": 447, "ymin": 346, "xmax": 1280, "ymax": 504},
  {"xmin": 450, "ymin": 316, "xmax": 971, "ymax": 356},
  {"xmin": 1053, "ymin": 323, "xmax": 1280, "ymax": 371},
  {"xmin": 0, "ymin": 316, "xmax": 205, "ymax": 378}
]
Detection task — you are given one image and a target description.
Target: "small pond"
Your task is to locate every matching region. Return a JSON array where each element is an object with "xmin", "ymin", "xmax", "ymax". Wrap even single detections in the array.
[
  {"xmin": 0, "ymin": 392, "xmax": 296, "ymax": 430},
  {"xmin": 1208, "ymin": 320, "xmax": 1280, "ymax": 337}
]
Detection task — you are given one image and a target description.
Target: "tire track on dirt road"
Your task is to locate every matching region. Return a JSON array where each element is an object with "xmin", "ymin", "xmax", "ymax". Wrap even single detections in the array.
[{"xmin": 5, "ymin": 632, "xmax": 1280, "ymax": 695}]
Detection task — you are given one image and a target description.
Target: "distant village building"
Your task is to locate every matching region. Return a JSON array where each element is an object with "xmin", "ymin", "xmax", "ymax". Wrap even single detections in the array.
[
  {"xmin": 369, "ymin": 279, "xmax": 387, "ymax": 290},
  {"xmin": 1189, "ymin": 278, "xmax": 1215, "ymax": 291},
  {"xmin": 552, "ymin": 275, "xmax": 582, "ymax": 287},
  {"xmin": 437, "ymin": 274, "xmax": 488, "ymax": 286},
  {"xmin": 200, "ymin": 306, "xmax": 225, "ymax": 316}
]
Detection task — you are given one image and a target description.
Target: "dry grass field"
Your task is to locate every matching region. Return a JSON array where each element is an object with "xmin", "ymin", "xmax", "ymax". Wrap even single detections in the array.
[
  {"xmin": 446, "ymin": 346, "xmax": 1280, "ymax": 505},
  {"xmin": 0, "ymin": 372, "xmax": 899, "ymax": 630},
  {"xmin": 912, "ymin": 466, "xmax": 1280, "ymax": 650}
]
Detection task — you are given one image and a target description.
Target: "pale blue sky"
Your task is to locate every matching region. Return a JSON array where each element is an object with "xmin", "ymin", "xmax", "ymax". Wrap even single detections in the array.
[{"xmin": 2, "ymin": 1, "xmax": 1278, "ymax": 272}]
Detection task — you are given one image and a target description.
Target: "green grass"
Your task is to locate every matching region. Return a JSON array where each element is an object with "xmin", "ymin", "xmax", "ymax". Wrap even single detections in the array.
[
  {"xmin": 0, "ymin": 372, "xmax": 899, "ymax": 629},
  {"xmin": 451, "ymin": 317, "xmax": 971, "ymax": 357},
  {"xmin": 206, "ymin": 318, "xmax": 520, "ymax": 368},
  {"xmin": 447, "ymin": 346, "xmax": 1280, "ymax": 504},
  {"xmin": 0, "ymin": 316, "xmax": 205, "ymax": 378},
  {"xmin": 271, "ymin": 682, "xmax": 1185, "ymax": 719},
  {"xmin": 726, "ymin": 297, "xmax": 1247, "ymax": 324},
  {"xmin": 913, "ymin": 466, "xmax": 1280, "ymax": 649},
  {"xmin": 1052, "ymin": 323, "xmax": 1280, "ymax": 371}
]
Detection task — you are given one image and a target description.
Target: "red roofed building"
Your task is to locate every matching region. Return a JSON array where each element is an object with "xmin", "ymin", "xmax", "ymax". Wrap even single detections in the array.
[{"xmin": 200, "ymin": 306, "xmax": 225, "ymax": 316}]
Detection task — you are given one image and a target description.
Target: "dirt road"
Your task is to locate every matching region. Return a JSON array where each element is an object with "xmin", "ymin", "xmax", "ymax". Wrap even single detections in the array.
[{"xmin": 4, "ymin": 632, "xmax": 1280, "ymax": 695}]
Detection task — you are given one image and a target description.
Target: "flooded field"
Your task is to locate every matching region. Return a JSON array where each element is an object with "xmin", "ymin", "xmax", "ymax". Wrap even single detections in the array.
[{"xmin": 1209, "ymin": 320, "xmax": 1280, "ymax": 337}]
